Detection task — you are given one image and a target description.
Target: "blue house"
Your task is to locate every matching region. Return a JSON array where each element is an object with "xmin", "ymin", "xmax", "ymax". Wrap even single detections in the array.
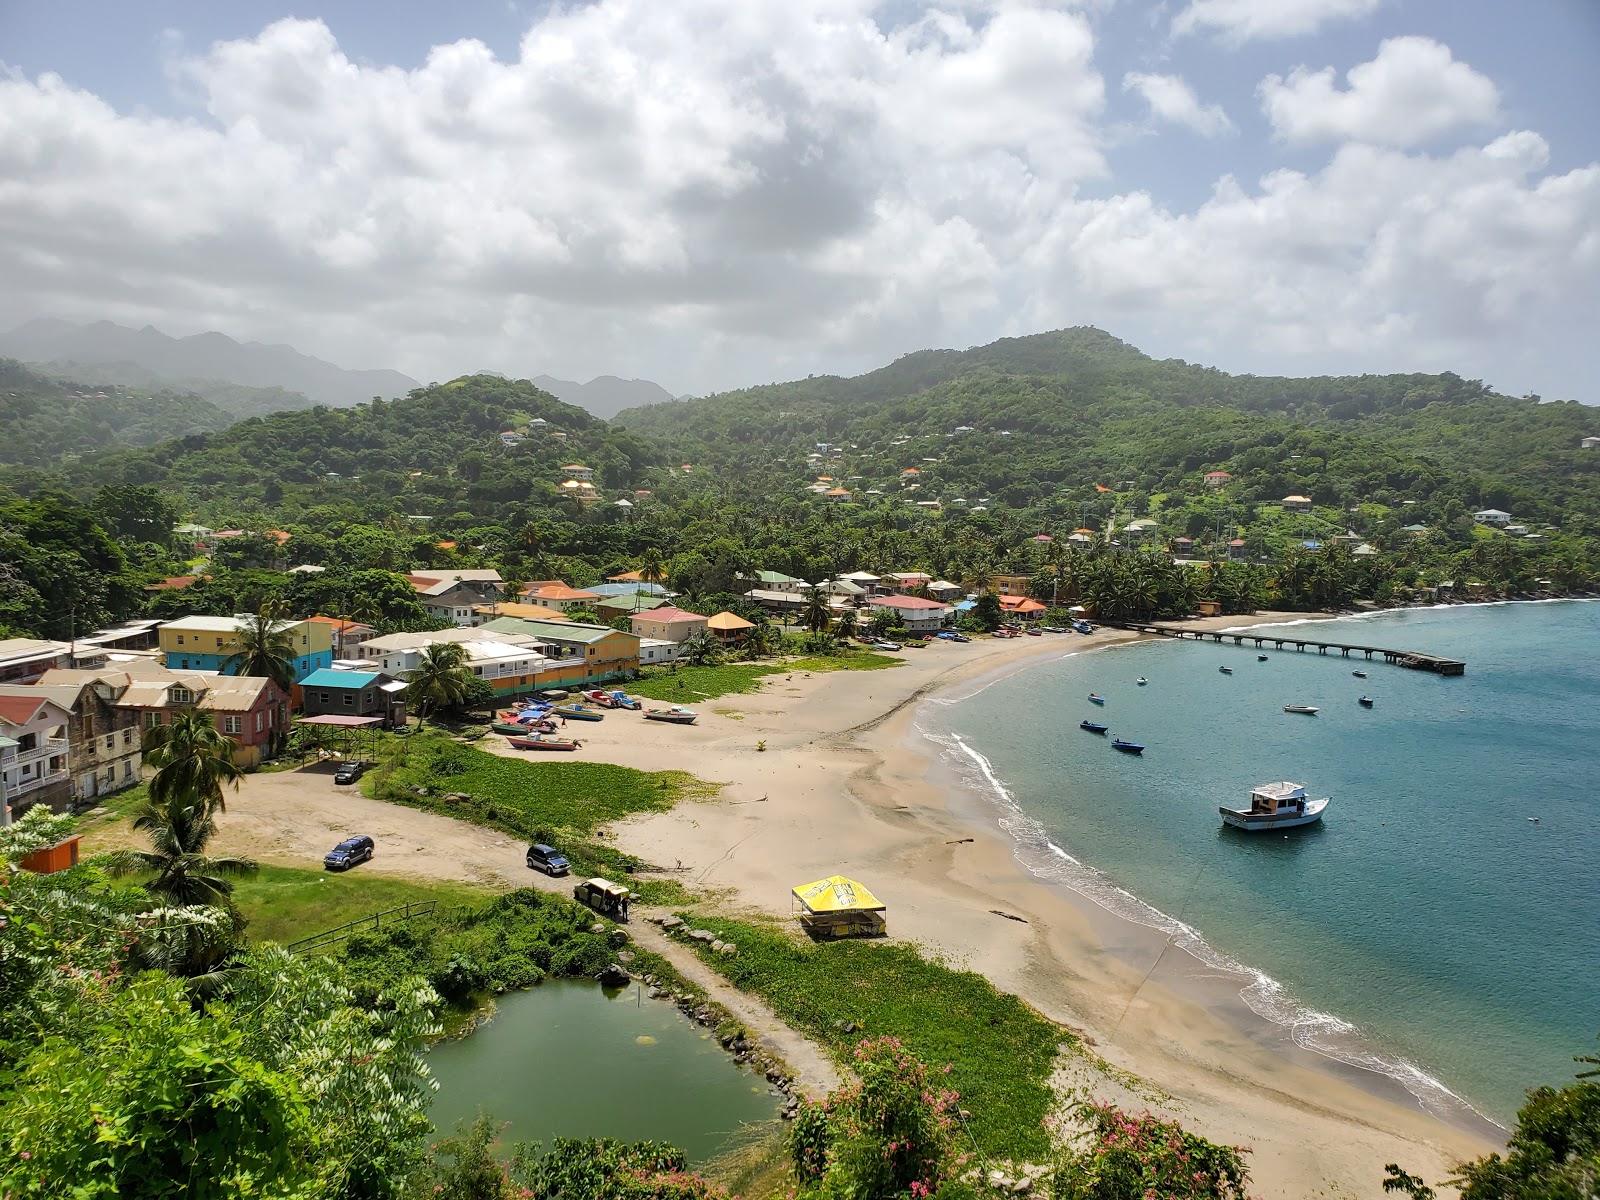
[{"xmin": 158, "ymin": 615, "xmax": 334, "ymax": 682}]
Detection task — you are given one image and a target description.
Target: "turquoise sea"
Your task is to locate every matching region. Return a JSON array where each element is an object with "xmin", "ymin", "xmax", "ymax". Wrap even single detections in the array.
[{"xmin": 919, "ymin": 601, "xmax": 1600, "ymax": 1126}]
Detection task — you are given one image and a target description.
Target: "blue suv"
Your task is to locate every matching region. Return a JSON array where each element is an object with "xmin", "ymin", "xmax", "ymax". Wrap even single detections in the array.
[{"xmin": 324, "ymin": 835, "xmax": 374, "ymax": 871}]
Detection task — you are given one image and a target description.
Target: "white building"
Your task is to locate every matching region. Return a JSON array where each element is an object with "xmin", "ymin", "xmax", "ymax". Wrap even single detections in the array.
[
  {"xmin": 1472, "ymin": 509, "xmax": 1513, "ymax": 527},
  {"xmin": 405, "ymin": 570, "xmax": 505, "ymax": 626},
  {"xmin": 358, "ymin": 629, "xmax": 556, "ymax": 685},
  {"xmin": 639, "ymin": 638, "xmax": 681, "ymax": 666},
  {"xmin": 0, "ymin": 693, "xmax": 73, "ymax": 820},
  {"xmin": 1581, "ymin": 436, "xmax": 1600, "ymax": 449}
]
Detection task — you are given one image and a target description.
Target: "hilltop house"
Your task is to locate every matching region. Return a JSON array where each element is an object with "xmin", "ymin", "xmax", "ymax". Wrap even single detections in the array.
[
  {"xmin": 159, "ymin": 616, "xmax": 333, "ymax": 682},
  {"xmin": 299, "ymin": 668, "xmax": 407, "ymax": 727},
  {"xmin": 0, "ymin": 693, "xmax": 73, "ymax": 818},
  {"xmin": 559, "ymin": 464, "xmax": 595, "ymax": 482},
  {"xmin": 1581, "ymin": 436, "xmax": 1600, "ymax": 449},
  {"xmin": 405, "ymin": 570, "xmax": 505, "ymax": 626},
  {"xmin": 867, "ymin": 594, "xmax": 950, "ymax": 634},
  {"xmin": 1204, "ymin": 471, "xmax": 1232, "ymax": 489},
  {"xmin": 1473, "ymin": 509, "xmax": 1513, "ymax": 527},
  {"xmin": 1281, "ymin": 495, "xmax": 1313, "ymax": 513}
]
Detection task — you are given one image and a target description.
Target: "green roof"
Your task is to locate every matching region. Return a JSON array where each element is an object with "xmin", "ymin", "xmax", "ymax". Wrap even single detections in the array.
[
  {"xmin": 595, "ymin": 594, "xmax": 666, "ymax": 613},
  {"xmin": 756, "ymin": 570, "xmax": 807, "ymax": 585},
  {"xmin": 477, "ymin": 617, "xmax": 634, "ymax": 645}
]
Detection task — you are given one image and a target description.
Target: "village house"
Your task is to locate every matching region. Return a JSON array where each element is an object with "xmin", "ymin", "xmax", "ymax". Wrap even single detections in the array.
[
  {"xmin": 991, "ymin": 575, "xmax": 1033, "ymax": 598},
  {"xmin": 520, "ymin": 582, "xmax": 604, "ymax": 613},
  {"xmin": 998, "ymin": 596, "xmax": 1047, "ymax": 622},
  {"xmin": 0, "ymin": 693, "xmax": 73, "ymax": 819},
  {"xmin": 1171, "ymin": 537, "xmax": 1195, "ymax": 558},
  {"xmin": 1227, "ymin": 538, "xmax": 1249, "ymax": 561},
  {"xmin": 299, "ymin": 668, "xmax": 407, "ymax": 727},
  {"xmin": 638, "ymin": 638, "xmax": 680, "ymax": 666},
  {"xmin": 39, "ymin": 663, "xmax": 289, "ymax": 771},
  {"xmin": 1280, "ymin": 495, "xmax": 1314, "ymax": 513},
  {"xmin": 925, "ymin": 580, "xmax": 963, "ymax": 601},
  {"xmin": 559, "ymin": 464, "xmax": 595, "ymax": 482},
  {"xmin": 1204, "ymin": 471, "xmax": 1233, "ymax": 489},
  {"xmin": 559, "ymin": 479, "xmax": 601, "ymax": 503},
  {"xmin": 706, "ymin": 611, "xmax": 755, "ymax": 644},
  {"xmin": 359, "ymin": 629, "xmax": 559, "ymax": 698},
  {"xmin": 305, "ymin": 616, "xmax": 377, "ymax": 659},
  {"xmin": 73, "ymin": 620, "xmax": 164, "ymax": 659},
  {"xmin": 1122, "ymin": 518, "xmax": 1158, "ymax": 540},
  {"xmin": 499, "ymin": 431, "xmax": 525, "ymax": 446},
  {"xmin": 477, "ymin": 618, "xmax": 642, "ymax": 685},
  {"xmin": 1, "ymin": 676, "xmax": 142, "ymax": 803},
  {"xmin": 594, "ymin": 594, "xmax": 667, "ymax": 621},
  {"xmin": 836, "ymin": 570, "xmax": 883, "ymax": 593},
  {"xmin": 883, "ymin": 572, "xmax": 933, "ymax": 594},
  {"xmin": 867, "ymin": 594, "xmax": 950, "ymax": 634},
  {"xmin": 744, "ymin": 570, "xmax": 810, "ymax": 594},
  {"xmin": 1581, "ymin": 436, "xmax": 1600, "ymax": 449},
  {"xmin": 1473, "ymin": 508, "xmax": 1513, "ymax": 527},
  {"xmin": 471, "ymin": 602, "xmax": 570, "ymax": 625},
  {"xmin": 405, "ymin": 570, "xmax": 505, "ymax": 626},
  {"xmin": 159, "ymin": 615, "xmax": 333, "ymax": 682},
  {"xmin": 629, "ymin": 607, "xmax": 710, "ymax": 643}
]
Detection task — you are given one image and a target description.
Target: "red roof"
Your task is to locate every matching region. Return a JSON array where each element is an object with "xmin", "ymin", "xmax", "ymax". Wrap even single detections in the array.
[
  {"xmin": 306, "ymin": 615, "xmax": 374, "ymax": 634},
  {"xmin": 1205, "ymin": 471, "xmax": 1232, "ymax": 478},
  {"xmin": 632, "ymin": 606, "xmax": 707, "ymax": 625},
  {"xmin": 0, "ymin": 694, "xmax": 51, "ymax": 725},
  {"xmin": 1030, "ymin": 534, "xmax": 1053, "ymax": 542},
  {"xmin": 869, "ymin": 594, "xmax": 947, "ymax": 611}
]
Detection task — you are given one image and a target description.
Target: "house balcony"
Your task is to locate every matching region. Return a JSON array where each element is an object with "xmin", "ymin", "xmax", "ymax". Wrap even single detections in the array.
[{"xmin": 14, "ymin": 737, "xmax": 69, "ymax": 769}]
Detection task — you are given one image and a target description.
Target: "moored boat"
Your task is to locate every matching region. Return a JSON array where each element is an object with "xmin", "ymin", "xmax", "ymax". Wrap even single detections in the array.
[
  {"xmin": 1110, "ymin": 738, "xmax": 1144, "ymax": 755},
  {"xmin": 1283, "ymin": 704, "xmax": 1319, "ymax": 715},
  {"xmin": 1358, "ymin": 696, "xmax": 1375, "ymax": 708},
  {"xmin": 508, "ymin": 734, "xmax": 582, "ymax": 752},
  {"xmin": 1218, "ymin": 665, "xmax": 1233, "ymax": 675},
  {"xmin": 1136, "ymin": 677, "xmax": 1148, "ymax": 686},
  {"xmin": 642, "ymin": 705, "xmax": 698, "ymax": 725},
  {"xmin": 1080, "ymin": 720, "xmax": 1108, "ymax": 734},
  {"xmin": 1352, "ymin": 670, "xmax": 1367, "ymax": 679},
  {"xmin": 1220, "ymin": 781, "xmax": 1329, "ymax": 831},
  {"xmin": 1087, "ymin": 693, "xmax": 1105, "ymax": 704},
  {"xmin": 1257, "ymin": 654, "xmax": 1269, "ymax": 661},
  {"xmin": 553, "ymin": 704, "xmax": 605, "ymax": 722}
]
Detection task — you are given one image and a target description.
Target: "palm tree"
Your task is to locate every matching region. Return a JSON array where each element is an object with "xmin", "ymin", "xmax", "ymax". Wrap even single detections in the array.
[
  {"xmin": 834, "ymin": 608, "xmax": 858, "ymax": 642},
  {"xmin": 144, "ymin": 708, "xmax": 244, "ymax": 814},
  {"xmin": 105, "ymin": 794, "xmax": 258, "ymax": 910},
  {"xmin": 222, "ymin": 606, "xmax": 296, "ymax": 693},
  {"xmin": 679, "ymin": 629, "xmax": 721, "ymax": 667},
  {"xmin": 802, "ymin": 586, "xmax": 833, "ymax": 636},
  {"xmin": 408, "ymin": 642, "xmax": 474, "ymax": 719},
  {"xmin": 640, "ymin": 548, "xmax": 667, "ymax": 591}
]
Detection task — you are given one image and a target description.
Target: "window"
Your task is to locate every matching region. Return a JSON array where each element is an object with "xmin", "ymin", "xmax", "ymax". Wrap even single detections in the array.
[
  {"xmin": 123, "ymin": 761, "xmax": 134, "ymax": 778},
  {"xmin": 317, "ymin": 692, "xmax": 330, "ymax": 704},
  {"xmin": 176, "ymin": 634, "xmax": 185, "ymax": 645},
  {"xmin": 255, "ymin": 711, "xmax": 264, "ymax": 733},
  {"xmin": 180, "ymin": 659, "xmax": 189, "ymax": 670},
  {"xmin": 123, "ymin": 729, "xmax": 133, "ymax": 745},
  {"xmin": 215, "ymin": 637, "xmax": 223, "ymax": 649},
  {"xmin": 170, "ymin": 687, "xmax": 192, "ymax": 704},
  {"xmin": 145, "ymin": 711, "xmax": 160, "ymax": 729},
  {"xmin": 103, "ymin": 768, "xmax": 114, "ymax": 786},
  {"xmin": 104, "ymin": 734, "xmax": 115, "ymax": 752},
  {"xmin": 223, "ymin": 716, "xmax": 243, "ymax": 735},
  {"xmin": 342, "ymin": 694, "xmax": 354, "ymax": 706}
]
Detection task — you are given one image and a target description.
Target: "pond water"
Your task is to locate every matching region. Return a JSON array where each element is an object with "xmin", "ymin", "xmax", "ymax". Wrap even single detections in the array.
[{"xmin": 428, "ymin": 979, "xmax": 782, "ymax": 1163}]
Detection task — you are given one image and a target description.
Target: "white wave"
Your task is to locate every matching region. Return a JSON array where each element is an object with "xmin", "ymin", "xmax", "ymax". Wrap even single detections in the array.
[{"xmin": 916, "ymin": 721, "xmax": 1503, "ymax": 1131}]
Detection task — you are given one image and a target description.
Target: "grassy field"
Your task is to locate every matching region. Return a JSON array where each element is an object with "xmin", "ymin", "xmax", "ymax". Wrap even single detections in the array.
[
  {"xmin": 670, "ymin": 915, "xmax": 1069, "ymax": 1161},
  {"xmin": 234, "ymin": 865, "xmax": 496, "ymax": 946},
  {"xmin": 628, "ymin": 650, "xmax": 900, "ymax": 702}
]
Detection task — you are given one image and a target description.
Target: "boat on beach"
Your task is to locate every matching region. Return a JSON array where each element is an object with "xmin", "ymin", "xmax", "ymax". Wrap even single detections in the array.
[
  {"xmin": 1080, "ymin": 720, "xmax": 1108, "ymax": 734},
  {"xmin": 508, "ymin": 734, "xmax": 582, "ymax": 752},
  {"xmin": 553, "ymin": 703, "xmax": 605, "ymax": 722},
  {"xmin": 1218, "ymin": 665, "xmax": 1233, "ymax": 675},
  {"xmin": 492, "ymin": 720, "xmax": 556, "ymax": 736},
  {"xmin": 583, "ymin": 688, "xmax": 642, "ymax": 710},
  {"xmin": 1110, "ymin": 738, "xmax": 1144, "ymax": 755},
  {"xmin": 1283, "ymin": 704, "xmax": 1319, "ymax": 715},
  {"xmin": 1220, "ymin": 781, "xmax": 1329, "ymax": 831},
  {"xmin": 1087, "ymin": 693, "xmax": 1105, "ymax": 704},
  {"xmin": 642, "ymin": 705, "xmax": 698, "ymax": 725},
  {"xmin": 1358, "ymin": 696, "xmax": 1375, "ymax": 708}
]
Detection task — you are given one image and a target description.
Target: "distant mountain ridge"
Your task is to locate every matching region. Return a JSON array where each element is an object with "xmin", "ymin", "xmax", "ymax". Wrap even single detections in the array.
[
  {"xmin": 531, "ymin": 373, "xmax": 675, "ymax": 420},
  {"xmin": 0, "ymin": 319, "xmax": 418, "ymax": 408}
]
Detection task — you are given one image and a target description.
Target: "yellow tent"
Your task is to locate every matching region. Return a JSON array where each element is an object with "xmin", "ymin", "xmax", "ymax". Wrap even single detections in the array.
[{"xmin": 791, "ymin": 875, "xmax": 886, "ymax": 914}]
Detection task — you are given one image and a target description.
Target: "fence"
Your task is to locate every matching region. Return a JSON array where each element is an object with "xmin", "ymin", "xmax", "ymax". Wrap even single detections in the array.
[{"xmin": 286, "ymin": 900, "xmax": 439, "ymax": 954}]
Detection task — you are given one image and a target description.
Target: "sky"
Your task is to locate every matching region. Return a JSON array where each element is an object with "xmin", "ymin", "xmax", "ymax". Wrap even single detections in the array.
[{"xmin": 1, "ymin": 0, "xmax": 1597, "ymax": 401}]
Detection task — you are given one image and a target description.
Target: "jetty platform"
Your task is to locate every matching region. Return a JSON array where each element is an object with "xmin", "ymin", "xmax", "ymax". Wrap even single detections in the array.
[{"xmin": 1116, "ymin": 622, "xmax": 1466, "ymax": 675}]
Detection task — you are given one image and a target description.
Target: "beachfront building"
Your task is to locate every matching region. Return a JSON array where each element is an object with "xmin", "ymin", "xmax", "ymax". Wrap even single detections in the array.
[
  {"xmin": 629, "ymin": 607, "xmax": 710, "ymax": 643},
  {"xmin": 867, "ymin": 594, "xmax": 950, "ymax": 635},
  {"xmin": 474, "ymin": 618, "xmax": 641, "ymax": 688},
  {"xmin": 0, "ymin": 676, "xmax": 141, "ymax": 803},
  {"xmin": 405, "ymin": 570, "xmax": 505, "ymax": 626},
  {"xmin": 1473, "ymin": 508, "xmax": 1513, "ymax": 527},
  {"xmin": 639, "ymin": 638, "xmax": 680, "ymax": 666},
  {"xmin": 359, "ymin": 629, "xmax": 558, "ymax": 698},
  {"xmin": 706, "ymin": 611, "xmax": 755, "ymax": 645},
  {"xmin": 0, "ymin": 693, "xmax": 73, "ymax": 819},
  {"xmin": 159, "ymin": 615, "xmax": 332, "ymax": 682},
  {"xmin": 299, "ymin": 668, "xmax": 407, "ymax": 727},
  {"xmin": 998, "ymin": 596, "xmax": 1047, "ymax": 623}
]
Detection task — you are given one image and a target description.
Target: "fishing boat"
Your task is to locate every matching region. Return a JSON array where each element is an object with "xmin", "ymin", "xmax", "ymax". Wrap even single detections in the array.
[
  {"xmin": 1352, "ymin": 670, "xmax": 1367, "ymax": 679},
  {"xmin": 1110, "ymin": 738, "xmax": 1144, "ymax": 755},
  {"xmin": 1283, "ymin": 704, "xmax": 1319, "ymax": 715},
  {"xmin": 642, "ymin": 705, "xmax": 698, "ymax": 725},
  {"xmin": 1079, "ymin": 720, "xmax": 1109, "ymax": 734},
  {"xmin": 1257, "ymin": 654, "xmax": 1269, "ymax": 662},
  {"xmin": 583, "ymin": 689, "xmax": 642, "ymax": 710},
  {"xmin": 553, "ymin": 704, "xmax": 605, "ymax": 722},
  {"xmin": 1087, "ymin": 693, "xmax": 1105, "ymax": 704},
  {"xmin": 1219, "ymin": 781, "xmax": 1329, "ymax": 831},
  {"xmin": 1358, "ymin": 696, "xmax": 1375, "ymax": 708},
  {"xmin": 492, "ymin": 720, "xmax": 556, "ymax": 736},
  {"xmin": 1136, "ymin": 677, "xmax": 1148, "ymax": 686},
  {"xmin": 508, "ymin": 734, "xmax": 581, "ymax": 752},
  {"xmin": 1218, "ymin": 665, "xmax": 1233, "ymax": 675}
]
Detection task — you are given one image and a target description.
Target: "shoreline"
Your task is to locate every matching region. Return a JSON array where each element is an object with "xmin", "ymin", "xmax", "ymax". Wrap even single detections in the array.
[{"xmin": 597, "ymin": 614, "xmax": 1500, "ymax": 1198}]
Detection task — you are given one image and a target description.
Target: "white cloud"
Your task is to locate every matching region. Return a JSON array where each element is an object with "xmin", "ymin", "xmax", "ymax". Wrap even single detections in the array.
[
  {"xmin": 1123, "ymin": 72, "xmax": 1235, "ymax": 137},
  {"xmin": 1261, "ymin": 36, "xmax": 1501, "ymax": 148},
  {"xmin": 1173, "ymin": 0, "xmax": 1381, "ymax": 43},
  {"xmin": 0, "ymin": 3, "xmax": 1595, "ymax": 401}
]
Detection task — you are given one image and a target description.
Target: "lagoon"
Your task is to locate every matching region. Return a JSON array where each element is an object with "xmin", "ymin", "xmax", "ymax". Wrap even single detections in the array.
[
  {"xmin": 921, "ymin": 601, "xmax": 1600, "ymax": 1126},
  {"xmin": 428, "ymin": 979, "xmax": 781, "ymax": 1162}
]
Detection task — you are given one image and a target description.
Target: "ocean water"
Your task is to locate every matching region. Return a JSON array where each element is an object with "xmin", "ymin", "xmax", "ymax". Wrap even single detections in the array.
[{"xmin": 919, "ymin": 601, "xmax": 1600, "ymax": 1126}]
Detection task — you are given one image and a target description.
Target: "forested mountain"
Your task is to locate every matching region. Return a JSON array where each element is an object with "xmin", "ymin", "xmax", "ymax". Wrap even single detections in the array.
[
  {"xmin": 0, "ymin": 359, "xmax": 238, "ymax": 464},
  {"xmin": 530, "ymin": 373, "xmax": 675, "ymax": 419},
  {"xmin": 0, "ymin": 318, "xmax": 418, "ymax": 407},
  {"xmin": 31, "ymin": 359, "xmax": 316, "ymax": 419}
]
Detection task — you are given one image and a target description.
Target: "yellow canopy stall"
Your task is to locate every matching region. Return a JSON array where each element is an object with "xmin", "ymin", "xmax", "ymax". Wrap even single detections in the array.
[{"xmin": 791, "ymin": 875, "xmax": 887, "ymax": 939}]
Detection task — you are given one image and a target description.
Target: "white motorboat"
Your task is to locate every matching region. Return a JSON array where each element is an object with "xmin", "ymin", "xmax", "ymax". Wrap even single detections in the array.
[
  {"xmin": 1283, "ymin": 704, "xmax": 1319, "ymax": 714},
  {"xmin": 1220, "ymin": 781, "xmax": 1329, "ymax": 831}
]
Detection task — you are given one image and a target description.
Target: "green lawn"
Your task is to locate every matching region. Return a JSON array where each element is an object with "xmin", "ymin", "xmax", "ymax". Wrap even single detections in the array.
[
  {"xmin": 235, "ymin": 864, "xmax": 496, "ymax": 946},
  {"xmin": 672, "ymin": 915, "xmax": 1070, "ymax": 1160},
  {"xmin": 628, "ymin": 651, "xmax": 900, "ymax": 702}
]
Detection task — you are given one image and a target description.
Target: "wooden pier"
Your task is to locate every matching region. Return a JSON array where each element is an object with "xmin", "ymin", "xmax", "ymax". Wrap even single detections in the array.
[{"xmin": 1116, "ymin": 622, "xmax": 1465, "ymax": 675}]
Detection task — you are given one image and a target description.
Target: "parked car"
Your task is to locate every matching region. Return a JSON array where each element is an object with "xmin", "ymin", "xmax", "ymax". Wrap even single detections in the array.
[
  {"xmin": 324, "ymin": 835, "xmax": 374, "ymax": 871},
  {"xmin": 872, "ymin": 640, "xmax": 903, "ymax": 651},
  {"xmin": 526, "ymin": 843, "xmax": 571, "ymax": 876},
  {"xmin": 333, "ymin": 760, "xmax": 372, "ymax": 785}
]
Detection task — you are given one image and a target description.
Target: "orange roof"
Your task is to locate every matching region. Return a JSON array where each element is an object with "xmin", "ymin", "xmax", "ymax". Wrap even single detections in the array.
[
  {"xmin": 265, "ymin": 529, "xmax": 291, "ymax": 544},
  {"xmin": 999, "ymin": 596, "xmax": 1046, "ymax": 612},
  {"xmin": 1205, "ymin": 470, "xmax": 1232, "ymax": 478},
  {"xmin": 474, "ymin": 602, "xmax": 570, "ymax": 621},
  {"xmin": 609, "ymin": 569, "xmax": 646, "ymax": 582},
  {"xmin": 825, "ymin": 487, "xmax": 851, "ymax": 496},
  {"xmin": 525, "ymin": 582, "xmax": 602, "ymax": 602},
  {"xmin": 901, "ymin": 467, "xmax": 919, "ymax": 475},
  {"xmin": 145, "ymin": 575, "xmax": 200, "ymax": 591},
  {"xmin": 706, "ymin": 611, "xmax": 755, "ymax": 631},
  {"xmin": 1094, "ymin": 484, "xmax": 1111, "ymax": 493},
  {"xmin": 1072, "ymin": 528, "xmax": 1094, "ymax": 534},
  {"xmin": 435, "ymin": 541, "xmax": 457, "ymax": 550},
  {"xmin": 305, "ymin": 615, "xmax": 374, "ymax": 634}
]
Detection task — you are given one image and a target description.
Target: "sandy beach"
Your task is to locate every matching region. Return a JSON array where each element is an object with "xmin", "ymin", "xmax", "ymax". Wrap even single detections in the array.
[{"xmin": 577, "ymin": 618, "xmax": 1501, "ymax": 1199}]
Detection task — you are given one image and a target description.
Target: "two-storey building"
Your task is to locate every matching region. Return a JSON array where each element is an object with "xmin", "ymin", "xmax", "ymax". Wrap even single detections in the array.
[
  {"xmin": 404, "ymin": 571, "xmax": 505, "ymax": 626},
  {"xmin": 299, "ymin": 668, "xmax": 407, "ymax": 726},
  {"xmin": 2, "ymin": 676, "xmax": 142, "ymax": 802},
  {"xmin": 159, "ymin": 616, "xmax": 333, "ymax": 682},
  {"xmin": 0, "ymin": 693, "xmax": 73, "ymax": 819}
]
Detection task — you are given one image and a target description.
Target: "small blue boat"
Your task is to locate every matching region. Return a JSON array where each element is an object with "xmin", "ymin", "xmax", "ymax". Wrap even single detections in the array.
[
  {"xmin": 1111, "ymin": 739, "xmax": 1144, "ymax": 755},
  {"xmin": 1088, "ymin": 694, "xmax": 1106, "ymax": 704},
  {"xmin": 1080, "ymin": 720, "xmax": 1109, "ymax": 734}
]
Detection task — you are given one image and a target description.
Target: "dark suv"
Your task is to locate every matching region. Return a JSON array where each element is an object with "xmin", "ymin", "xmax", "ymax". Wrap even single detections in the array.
[
  {"xmin": 324, "ymin": 835, "xmax": 375, "ymax": 871},
  {"xmin": 334, "ymin": 760, "xmax": 372, "ymax": 785},
  {"xmin": 526, "ymin": 843, "xmax": 570, "ymax": 876}
]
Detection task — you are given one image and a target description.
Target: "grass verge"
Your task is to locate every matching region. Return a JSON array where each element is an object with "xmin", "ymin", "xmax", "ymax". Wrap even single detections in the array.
[
  {"xmin": 628, "ymin": 651, "xmax": 900, "ymax": 702},
  {"xmin": 234, "ymin": 865, "xmax": 496, "ymax": 946},
  {"xmin": 668, "ymin": 915, "xmax": 1069, "ymax": 1161}
]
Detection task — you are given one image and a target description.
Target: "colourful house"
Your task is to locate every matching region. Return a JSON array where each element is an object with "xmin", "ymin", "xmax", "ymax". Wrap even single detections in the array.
[{"xmin": 159, "ymin": 615, "xmax": 333, "ymax": 682}]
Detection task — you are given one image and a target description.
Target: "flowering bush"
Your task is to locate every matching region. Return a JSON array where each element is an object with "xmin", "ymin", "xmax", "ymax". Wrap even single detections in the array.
[{"xmin": 1051, "ymin": 1100, "xmax": 1251, "ymax": 1200}]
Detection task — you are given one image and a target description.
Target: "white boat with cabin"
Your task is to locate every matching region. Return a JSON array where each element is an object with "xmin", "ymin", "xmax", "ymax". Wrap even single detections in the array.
[{"xmin": 1219, "ymin": 781, "xmax": 1329, "ymax": 831}]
